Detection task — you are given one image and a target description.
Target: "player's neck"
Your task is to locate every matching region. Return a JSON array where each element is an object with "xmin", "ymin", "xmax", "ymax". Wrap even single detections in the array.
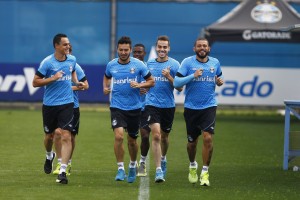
[
  {"xmin": 54, "ymin": 52, "xmax": 67, "ymax": 61},
  {"xmin": 156, "ymin": 56, "xmax": 168, "ymax": 63},
  {"xmin": 196, "ymin": 56, "xmax": 208, "ymax": 63}
]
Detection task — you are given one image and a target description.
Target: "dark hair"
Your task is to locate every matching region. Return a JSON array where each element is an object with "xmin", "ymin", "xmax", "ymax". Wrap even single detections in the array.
[
  {"xmin": 69, "ymin": 44, "xmax": 73, "ymax": 54},
  {"xmin": 134, "ymin": 43, "xmax": 145, "ymax": 50},
  {"xmin": 53, "ymin": 33, "xmax": 68, "ymax": 48},
  {"xmin": 117, "ymin": 36, "xmax": 132, "ymax": 48},
  {"xmin": 194, "ymin": 37, "xmax": 209, "ymax": 47},
  {"xmin": 156, "ymin": 35, "xmax": 170, "ymax": 46}
]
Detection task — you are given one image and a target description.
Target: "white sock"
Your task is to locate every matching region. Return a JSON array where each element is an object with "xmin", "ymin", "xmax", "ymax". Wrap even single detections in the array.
[
  {"xmin": 161, "ymin": 156, "xmax": 166, "ymax": 161},
  {"xmin": 46, "ymin": 151, "xmax": 53, "ymax": 160},
  {"xmin": 140, "ymin": 156, "xmax": 147, "ymax": 163},
  {"xmin": 117, "ymin": 162, "xmax": 124, "ymax": 170},
  {"xmin": 201, "ymin": 165, "xmax": 209, "ymax": 174},
  {"xmin": 190, "ymin": 161, "xmax": 198, "ymax": 168},
  {"xmin": 68, "ymin": 159, "xmax": 72, "ymax": 165},
  {"xmin": 57, "ymin": 158, "xmax": 62, "ymax": 164},
  {"xmin": 129, "ymin": 161, "xmax": 137, "ymax": 168},
  {"xmin": 59, "ymin": 164, "xmax": 67, "ymax": 174}
]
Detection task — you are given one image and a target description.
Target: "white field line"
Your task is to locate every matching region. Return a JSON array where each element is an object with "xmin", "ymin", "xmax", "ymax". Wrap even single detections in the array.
[{"xmin": 138, "ymin": 156, "xmax": 150, "ymax": 200}]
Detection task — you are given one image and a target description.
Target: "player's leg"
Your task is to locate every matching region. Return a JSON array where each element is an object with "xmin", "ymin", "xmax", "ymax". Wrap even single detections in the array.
[
  {"xmin": 150, "ymin": 122, "xmax": 164, "ymax": 183},
  {"xmin": 53, "ymin": 128, "xmax": 62, "ymax": 175},
  {"xmin": 42, "ymin": 105, "xmax": 56, "ymax": 174}
]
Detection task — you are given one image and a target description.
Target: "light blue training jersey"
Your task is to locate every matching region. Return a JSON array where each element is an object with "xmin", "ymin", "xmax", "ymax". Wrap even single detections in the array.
[
  {"xmin": 105, "ymin": 57, "xmax": 150, "ymax": 110},
  {"xmin": 178, "ymin": 55, "xmax": 222, "ymax": 110},
  {"xmin": 140, "ymin": 61, "xmax": 147, "ymax": 111},
  {"xmin": 146, "ymin": 57, "xmax": 180, "ymax": 108},
  {"xmin": 37, "ymin": 54, "xmax": 76, "ymax": 106},
  {"xmin": 73, "ymin": 63, "xmax": 87, "ymax": 108}
]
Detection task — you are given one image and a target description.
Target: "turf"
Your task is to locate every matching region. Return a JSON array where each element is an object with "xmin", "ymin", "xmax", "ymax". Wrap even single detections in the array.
[{"xmin": 0, "ymin": 108, "xmax": 300, "ymax": 200}]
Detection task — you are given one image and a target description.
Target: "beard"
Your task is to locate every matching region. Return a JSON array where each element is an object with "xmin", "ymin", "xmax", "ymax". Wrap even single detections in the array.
[
  {"xmin": 196, "ymin": 50, "xmax": 209, "ymax": 59},
  {"xmin": 118, "ymin": 54, "xmax": 130, "ymax": 62}
]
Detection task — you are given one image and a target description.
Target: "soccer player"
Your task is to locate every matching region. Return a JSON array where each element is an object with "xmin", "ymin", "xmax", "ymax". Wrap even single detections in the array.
[
  {"xmin": 140, "ymin": 35, "xmax": 182, "ymax": 182},
  {"xmin": 173, "ymin": 37, "xmax": 224, "ymax": 186},
  {"xmin": 103, "ymin": 36, "xmax": 155, "ymax": 183},
  {"xmin": 132, "ymin": 43, "xmax": 152, "ymax": 177},
  {"xmin": 32, "ymin": 33, "xmax": 85, "ymax": 184},
  {"xmin": 52, "ymin": 44, "xmax": 89, "ymax": 176}
]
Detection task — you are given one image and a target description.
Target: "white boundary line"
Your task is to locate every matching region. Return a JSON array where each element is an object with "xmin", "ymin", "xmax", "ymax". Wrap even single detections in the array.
[{"xmin": 138, "ymin": 156, "xmax": 150, "ymax": 200}]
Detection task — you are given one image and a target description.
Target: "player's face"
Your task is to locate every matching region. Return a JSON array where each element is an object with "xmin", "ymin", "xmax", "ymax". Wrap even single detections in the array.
[
  {"xmin": 56, "ymin": 37, "xmax": 71, "ymax": 55},
  {"xmin": 194, "ymin": 40, "xmax": 210, "ymax": 59},
  {"xmin": 156, "ymin": 40, "xmax": 170, "ymax": 60},
  {"xmin": 133, "ymin": 46, "xmax": 146, "ymax": 62},
  {"xmin": 117, "ymin": 43, "xmax": 131, "ymax": 63}
]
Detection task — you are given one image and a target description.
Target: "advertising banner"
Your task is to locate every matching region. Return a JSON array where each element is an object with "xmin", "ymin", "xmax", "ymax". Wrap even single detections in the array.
[
  {"xmin": 0, "ymin": 63, "xmax": 109, "ymax": 103},
  {"xmin": 174, "ymin": 66, "xmax": 300, "ymax": 106}
]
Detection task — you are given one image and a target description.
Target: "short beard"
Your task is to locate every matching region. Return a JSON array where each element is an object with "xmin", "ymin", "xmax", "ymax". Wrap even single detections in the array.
[{"xmin": 196, "ymin": 51, "xmax": 209, "ymax": 59}]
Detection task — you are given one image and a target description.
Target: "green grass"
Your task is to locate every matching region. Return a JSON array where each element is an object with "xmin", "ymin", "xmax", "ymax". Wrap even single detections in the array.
[{"xmin": 1, "ymin": 108, "xmax": 300, "ymax": 200}]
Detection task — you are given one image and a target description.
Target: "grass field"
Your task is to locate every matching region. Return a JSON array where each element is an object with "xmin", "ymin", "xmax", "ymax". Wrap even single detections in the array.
[{"xmin": 1, "ymin": 107, "xmax": 300, "ymax": 200}]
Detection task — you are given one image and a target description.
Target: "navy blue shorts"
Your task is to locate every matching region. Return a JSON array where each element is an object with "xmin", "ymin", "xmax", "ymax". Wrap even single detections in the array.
[
  {"xmin": 42, "ymin": 103, "xmax": 74, "ymax": 134},
  {"xmin": 144, "ymin": 105, "xmax": 175, "ymax": 133},
  {"xmin": 184, "ymin": 106, "xmax": 217, "ymax": 142},
  {"xmin": 110, "ymin": 107, "xmax": 141, "ymax": 138}
]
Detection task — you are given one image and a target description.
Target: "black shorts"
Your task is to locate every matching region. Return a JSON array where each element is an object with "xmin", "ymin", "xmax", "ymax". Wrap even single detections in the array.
[
  {"xmin": 140, "ymin": 110, "xmax": 151, "ymax": 133},
  {"xmin": 144, "ymin": 105, "xmax": 175, "ymax": 133},
  {"xmin": 42, "ymin": 103, "xmax": 74, "ymax": 134},
  {"xmin": 71, "ymin": 107, "xmax": 80, "ymax": 135},
  {"xmin": 184, "ymin": 106, "xmax": 217, "ymax": 142},
  {"xmin": 110, "ymin": 107, "xmax": 141, "ymax": 138}
]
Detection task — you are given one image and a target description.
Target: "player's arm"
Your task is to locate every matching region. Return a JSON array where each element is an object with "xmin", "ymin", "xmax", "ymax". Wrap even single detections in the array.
[
  {"xmin": 32, "ymin": 70, "xmax": 64, "ymax": 88},
  {"xmin": 103, "ymin": 74, "xmax": 112, "ymax": 95},
  {"xmin": 173, "ymin": 69, "xmax": 203, "ymax": 88},
  {"xmin": 215, "ymin": 72, "xmax": 224, "ymax": 87},
  {"xmin": 130, "ymin": 72, "xmax": 155, "ymax": 89},
  {"xmin": 72, "ymin": 70, "xmax": 86, "ymax": 89},
  {"xmin": 72, "ymin": 78, "xmax": 89, "ymax": 91}
]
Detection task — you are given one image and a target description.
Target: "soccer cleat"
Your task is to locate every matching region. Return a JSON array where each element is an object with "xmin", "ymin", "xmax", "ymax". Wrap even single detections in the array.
[
  {"xmin": 137, "ymin": 162, "xmax": 147, "ymax": 177},
  {"xmin": 44, "ymin": 152, "xmax": 55, "ymax": 174},
  {"xmin": 56, "ymin": 172, "xmax": 68, "ymax": 184},
  {"xmin": 127, "ymin": 167, "xmax": 137, "ymax": 183},
  {"xmin": 66, "ymin": 163, "xmax": 72, "ymax": 176},
  {"xmin": 53, "ymin": 163, "xmax": 61, "ymax": 175},
  {"xmin": 200, "ymin": 171, "xmax": 210, "ymax": 186},
  {"xmin": 188, "ymin": 167, "xmax": 198, "ymax": 184},
  {"xmin": 161, "ymin": 160, "xmax": 167, "ymax": 177},
  {"xmin": 154, "ymin": 169, "xmax": 165, "ymax": 183},
  {"xmin": 115, "ymin": 169, "xmax": 126, "ymax": 181}
]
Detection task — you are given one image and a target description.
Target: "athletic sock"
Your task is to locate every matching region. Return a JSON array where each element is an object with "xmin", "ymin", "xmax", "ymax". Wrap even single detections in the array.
[
  {"xmin": 46, "ymin": 151, "xmax": 53, "ymax": 160},
  {"xmin": 59, "ymin": 164, "xmax": 67, "ymax": 174},
  {"xmin": 117, "ymin": 162, "xmax": 124, "ymax": 170},
  {"xmin": 140, "ymin": 155, "xmax": 147, "ymax": 164}
]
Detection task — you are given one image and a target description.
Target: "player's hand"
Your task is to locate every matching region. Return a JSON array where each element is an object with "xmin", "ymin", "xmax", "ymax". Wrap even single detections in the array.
[
  {"xmin": 53, "ymin": 70, "xmax": 65, "ymax": 80},
  {"xmin": 140, "ymin": 88, "xmax": 149, "ymax": 95},
  {"xmin": 215, "ymin": 75, "xmax": 224, "ymax": 86},
  {"xmin": 76, "ymin": 82, "xmax": 86, "ymax": 90},
  {"xmin": 130, "ymin": 81, "xmax": 140, "ymax": 88},
  {"xmin": 194, "ymin": 68, "xmax": 203, "ymax": 78},
  {"xmin": 162, "ymin": 67, "xmax": 171, "ymax": 78},
  {"xmin": 103, "ymin": 87, "xmax": 111, "ymax": 95}
]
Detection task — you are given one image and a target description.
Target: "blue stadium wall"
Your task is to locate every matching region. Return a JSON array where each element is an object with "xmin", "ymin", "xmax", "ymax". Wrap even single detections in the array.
[{"xmin": 0, "ymin": 1, "xmax": 299, "ymax": 103}]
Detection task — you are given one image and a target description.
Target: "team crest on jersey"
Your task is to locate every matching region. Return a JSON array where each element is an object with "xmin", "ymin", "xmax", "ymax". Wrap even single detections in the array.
[
  {"xmin": 192, "ymin": 68, "xmax": 197, "ymax": 70},
  {"xmin": 69, "ymin": 66, "xmax": 73, "ymax": 72},
  {"xmin": 130, "ymin": 68, "xmax": 135, "ymax": 74},
  {"xmin": 210, "ymin": 67, "xmax": 215, "ymax": 73}
]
